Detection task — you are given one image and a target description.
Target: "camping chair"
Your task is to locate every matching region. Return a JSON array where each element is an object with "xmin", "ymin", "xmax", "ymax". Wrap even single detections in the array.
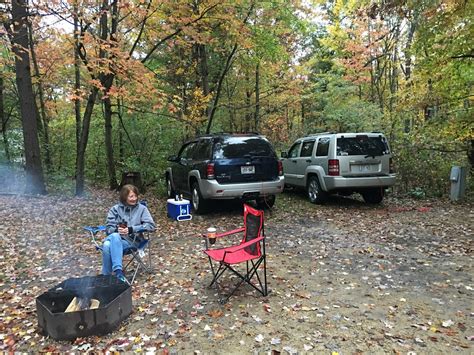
[
  {"xmin": 202, "ymin": 204, "xmax": 268, "ymax": 304},
  {"xmin": 84, "ymin": 202, "xmax": 153, "ymax": 285}
]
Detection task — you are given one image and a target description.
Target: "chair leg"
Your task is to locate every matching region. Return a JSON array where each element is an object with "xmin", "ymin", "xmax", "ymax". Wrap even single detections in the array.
[
  {"xmin": 130, "ymin": 261, "xmax": 140, "ymax": 285},
  {"xmin": 124, "ymin": 248, "xmax": 153, "ymax": 284},
  {"xmin": 211, "ymin": 256, "xmax": 268, "ymax": 303},
  {"xmin": 209, "ymin": 262, "xmax": 226, "ymax": 288}
]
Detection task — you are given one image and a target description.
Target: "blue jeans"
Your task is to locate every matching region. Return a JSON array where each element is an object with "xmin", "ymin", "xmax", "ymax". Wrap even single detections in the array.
[{"xmin": 101, "ymin": 233, "xmax": 133, "ymax": 275}]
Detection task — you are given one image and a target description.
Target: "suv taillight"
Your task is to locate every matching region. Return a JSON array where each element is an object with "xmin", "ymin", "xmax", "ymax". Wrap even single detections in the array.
[
  {"xmin": 328, "ymin": 159, "xmax": 339, "ymax": 176},
  {"xmin": 389, "ymin": 158, "xmax": 395, "ymax": 173},
  {"xmin": 206, "ymin": 163, "xmax": 215, "ymax": 179},
  {"xmin": 277, "ymin": 160, "xmax": 283, "ymax": 176}
]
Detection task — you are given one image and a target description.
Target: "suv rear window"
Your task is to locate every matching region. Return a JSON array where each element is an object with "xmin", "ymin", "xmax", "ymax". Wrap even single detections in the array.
[
  {"xmin": 337, "ymin": 136, "xmax": 389, "ymax": 156},
  {"xmin": 214, "ymin": 137, "xmax": 276, "ymax": 159}
]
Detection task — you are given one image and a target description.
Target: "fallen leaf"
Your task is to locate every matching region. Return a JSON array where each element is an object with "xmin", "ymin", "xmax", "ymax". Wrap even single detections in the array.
[{"xmin": 207, "ymin": 309, "xmax": 223, "ymax": 318}]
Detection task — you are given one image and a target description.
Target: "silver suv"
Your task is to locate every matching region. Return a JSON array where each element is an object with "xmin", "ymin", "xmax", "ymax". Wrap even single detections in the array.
[{"xmin": 281, "ymin": 132, "xmax": 396, "ymax": 204}]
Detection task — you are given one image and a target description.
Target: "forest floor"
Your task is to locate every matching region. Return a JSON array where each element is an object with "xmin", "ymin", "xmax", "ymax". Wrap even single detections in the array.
[{"xmin": 0, "ymin": 188, "xmax": 473, "ymax": 354}]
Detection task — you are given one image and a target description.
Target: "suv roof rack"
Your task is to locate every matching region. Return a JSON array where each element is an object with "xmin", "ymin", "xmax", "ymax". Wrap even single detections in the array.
[
  {"xmin": 305, "ymin": 131, "xmax": 336, "ymax": 137},
  {"xmin": 197, "ymin": 131, "xmax": 261, "ymax": 138}
]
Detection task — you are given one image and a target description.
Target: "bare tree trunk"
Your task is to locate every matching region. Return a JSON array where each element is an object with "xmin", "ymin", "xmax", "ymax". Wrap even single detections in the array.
[
  {"xmin": 76, "ymin": 88, "xmax": 99, "ymax": 196},
  {"xmin": 404, "ymin": 18, "xmax": 416, "ymax": 133},
  {"xmin": 254, "ymin": 62, "xmax": 260, "ymax": 131},
  {"xmin": 10, "ymin": 0, "xmax": 46, "ymax": 194},
  {"xmin": 102, "ymin": 0, "xmax": 119, "ymax": 190},
  {"xmin": 206, "ymin": 43, "xmax": 238, "ymax": 133},
  {"xmin": 104, "ymin": 96, "xmax": 118, "ymax": 190},
  {"xmin": 28, "ymin": 21, "xmax": 52, "ymax": 173},
  {"xmin": 389, "ymin": 22, "xmax": 400, "ymax": 114},
  {"xmin": 0, "ymin": 75, "xmax": 11, "ymax": 162},
  {"xmin": 192, "ymin": 41, "xmax": 210, "ymax": 132},
  {"xmin": 468, "ymin": 140, "xmax": 474, "ymax": 172},
  {"xmin": 117, "ymin": 99, "xmax": 124, "ymax": 163},
  {"xmin": 73, "ymin": 1, "xmax": 82, "ymax": 176},
  {"xmin": 367, "ymin": 18, "xmax": 376, "ymax": 103}
]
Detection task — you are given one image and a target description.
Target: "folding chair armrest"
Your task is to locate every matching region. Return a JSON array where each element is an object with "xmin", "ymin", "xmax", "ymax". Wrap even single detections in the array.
[
  {"xmin": 224, "ymin": 236, "xmax": 264, "ymax": 253},
  {"xmin": 84, "ymin": 225, "xmax": 106, "ymax": 249},
  {"xmin": 215, "ymin": 227, "xmax": 245, "ymax": 238}
]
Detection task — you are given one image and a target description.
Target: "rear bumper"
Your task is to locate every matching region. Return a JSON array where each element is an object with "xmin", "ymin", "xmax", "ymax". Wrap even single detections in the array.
[
  {"xmin": 200, "ymin": 177, "xmax": 285, "ymax": 199},
  {"xmin": 324, "ymin": 174, "xmax": 396, "ymax": 190}
]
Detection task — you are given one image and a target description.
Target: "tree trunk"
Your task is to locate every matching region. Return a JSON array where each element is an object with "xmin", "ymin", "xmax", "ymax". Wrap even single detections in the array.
[
  {"xmin": 389, "ymin": 22, "xmax": 400, "ymax": 114},
  {"xmin": 75, "ymin": 88, "xmax": 99, "ymax": 196},
  {"xmin": 468, "ymin": 140, "xmax": 474, "ymax": 172},
  {"xmin": 11, "ymin": 0, "xmax": 46, "ymax": 194},
  {"xmin": 75, "ymin": 0, "xmax": 118, "ymax": 195},
  {"xmin": 73, "ymin": 1, "xmax": 82, "ymax": 176},
  {"xmin": 28, "ymin": 21, "xmax": 52, "ymax": 174},
  {"xmin": 254, "ymin": 62, "xmax": 260, "ymax": 132},
  {"xmin": 206, "ymin": 43, "xmax": 238, "ymax": 133},
  {"xmin": 404, "ymin": 18, "xmax": 416, "ymax": 133},
  {"xmin": 104, "ymin": 96, "xmax": 118, "ymax": 190},
  {"xmin": 102, "ymin": 0, "xmax": 119, "ymax": 190},
  {"xmin": 0, "ymin": 75, "xmax": 11, "ymax": 162}
]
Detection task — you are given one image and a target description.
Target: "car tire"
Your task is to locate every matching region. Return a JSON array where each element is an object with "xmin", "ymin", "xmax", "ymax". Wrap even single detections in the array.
[
  {"xmin": 191, "ymin": 182, "xmax": 208, "ymax": 214},
  {"xmin": 166, "ymin": 175, "xmax": 175, "ymax": 199},
  {"xmin": 307, "ymin": 176, "xmax": 327, "ymax": 204},
  {"xmin": 256, "ymin": 195, "xmax": 276, "ymax": 209},
  {"xmin": 362, "ymin": 188, "xmax": 384, "ymax": 204}
]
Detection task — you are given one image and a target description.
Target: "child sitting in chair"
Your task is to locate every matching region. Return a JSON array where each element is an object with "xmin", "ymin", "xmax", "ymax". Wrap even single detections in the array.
[{"xmin": 103, "ymin": 184, "xmax": 156, "ymax": 282}]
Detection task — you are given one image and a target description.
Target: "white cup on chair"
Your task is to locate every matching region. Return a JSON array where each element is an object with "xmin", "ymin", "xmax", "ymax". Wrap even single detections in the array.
[{"xmin": 207, "ymin": 227, "xmax": 217, "ymax": 245}]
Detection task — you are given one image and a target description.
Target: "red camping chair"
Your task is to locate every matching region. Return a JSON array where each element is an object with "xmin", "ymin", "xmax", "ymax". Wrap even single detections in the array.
[{"xmin": 203, "ymin": 204, "xmax": 268, "ymax": 303}]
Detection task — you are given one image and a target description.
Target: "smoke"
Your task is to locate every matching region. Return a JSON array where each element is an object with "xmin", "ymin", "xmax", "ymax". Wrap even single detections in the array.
[
  {"xmin": 0, "ymin": 192, "xmax": 101, "ymax": 295},
  {"xmin": 0, "ymin": 163, "xmax": 48, "ymax": 195},
  {"xmin": 0, "ymin": 163, "xmax": 26, "ymax": 195}
]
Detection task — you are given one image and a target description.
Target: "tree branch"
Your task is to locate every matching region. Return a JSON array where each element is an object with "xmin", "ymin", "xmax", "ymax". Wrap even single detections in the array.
[
  {"xmin": 451, "ymin": 52, "xmax": 474, "ymax": 59},
  {"xmin": 141, "ymin": 3, "xmax": 219, "ymax": 64}
]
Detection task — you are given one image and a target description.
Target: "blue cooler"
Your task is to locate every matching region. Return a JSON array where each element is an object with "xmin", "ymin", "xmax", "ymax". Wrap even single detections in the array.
[{"xmin": 167, "ymin": 199, "xmax": 192, "ymax": 221}]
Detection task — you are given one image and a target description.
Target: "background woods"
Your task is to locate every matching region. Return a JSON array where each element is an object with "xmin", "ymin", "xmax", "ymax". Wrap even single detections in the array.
[{"xmin": 0, "ymin": 0, "xmax": 472, "ymax": 197}]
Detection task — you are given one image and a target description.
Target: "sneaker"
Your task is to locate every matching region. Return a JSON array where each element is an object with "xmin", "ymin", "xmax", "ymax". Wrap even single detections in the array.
[{"xmin": 114, "ymin": 269, "xmax": 128, "ymax": 284}]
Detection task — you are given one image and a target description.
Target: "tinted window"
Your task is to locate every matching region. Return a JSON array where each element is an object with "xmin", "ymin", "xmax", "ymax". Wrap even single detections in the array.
[
  {"xmin": 193, "ymin": 140, "xmax": 212, "ymax": 160},
  {"xmin": 300, "ymin": 141, "xmax": 315, "ymax": 157},
  {"xmin": 179, "ymin": 142, "xmax": 197, "ymax": 160},
  {"xmin": 288, "ymin": 142, "xmax": 301, "ymax": 158},
  {"xmin": 337, "ymin": 136, "xmax": 389, "ymax": 156},
  {"xmin": 213, "ymin": 137, "xmax": 276, "ymax": 159},
  {"xmin": 316, "ymin": 137, "xmax": 330, "ymax": 156}
]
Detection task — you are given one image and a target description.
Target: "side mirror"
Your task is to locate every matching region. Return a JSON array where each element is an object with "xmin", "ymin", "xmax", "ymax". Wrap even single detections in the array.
[
  {"xmin": 281, "ymin": 151, "xmax": 288, "ymax": 158},
  {"xmin": 167, "ymin": 155, "xmax": 179, "ymax": 162}
]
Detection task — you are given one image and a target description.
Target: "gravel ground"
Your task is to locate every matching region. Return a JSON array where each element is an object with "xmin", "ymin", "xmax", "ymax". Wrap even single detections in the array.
[{"xmin": 0, "ymin": 189, "xmax": 472, "ymax": 353}]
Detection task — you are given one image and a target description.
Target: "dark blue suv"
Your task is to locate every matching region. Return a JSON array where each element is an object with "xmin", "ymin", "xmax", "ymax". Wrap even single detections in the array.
[{"xmin": 165, "ymin": 133, "xmax": 284, "ymax": 213}]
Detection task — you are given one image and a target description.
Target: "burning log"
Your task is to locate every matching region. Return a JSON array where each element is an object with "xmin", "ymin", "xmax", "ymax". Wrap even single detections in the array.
[{"xmin": 65, "ymin": 297, "xmax": 100, "ymax": 312}]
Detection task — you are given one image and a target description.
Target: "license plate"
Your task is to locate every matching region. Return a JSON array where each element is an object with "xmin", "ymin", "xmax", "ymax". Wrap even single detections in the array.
[
  {"xmin": 241, "ymin": 165, "xmax": 255, "ymax": 174},
  {"xmin": 359, "ymin": 165, "xmax": 371, "ymax": 172}
]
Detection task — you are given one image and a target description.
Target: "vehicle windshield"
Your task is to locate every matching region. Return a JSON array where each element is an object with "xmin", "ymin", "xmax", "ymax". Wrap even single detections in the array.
[
  {"xmin": 337, "ymin": 136, "xmax": 390, "ymax": 156},
  {"xmin": 214, "ymin": 137, "xmax": 276, "ymax": 159}
]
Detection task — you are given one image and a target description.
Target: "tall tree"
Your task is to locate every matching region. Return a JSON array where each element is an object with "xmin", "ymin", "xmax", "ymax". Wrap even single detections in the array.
[
  {"xmin": 0, "ymin": 74, "xmax": 10, "ymax": 162},
  {"xmin": 8, "ymin": 0, "xmax": 46, "ymax": 194},
  {"xmin": 28, "ymin": 20, "xmax": 52, "ymax": 173}
]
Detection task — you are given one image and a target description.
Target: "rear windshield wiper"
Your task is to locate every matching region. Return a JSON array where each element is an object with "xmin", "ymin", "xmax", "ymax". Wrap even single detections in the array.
[{"xmin": 364, "ymin": 152, "xmax": 382, "ymax": 158}]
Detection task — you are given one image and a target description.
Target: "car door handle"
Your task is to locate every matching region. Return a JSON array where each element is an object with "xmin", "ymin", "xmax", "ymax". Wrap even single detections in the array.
[
  {"xmin": 291, "ymin": 160, "xmax": 297, "ymax": 163},
  {"xmin": 305, "ymin": 159, "xmax": 312, "ymax": 163}
]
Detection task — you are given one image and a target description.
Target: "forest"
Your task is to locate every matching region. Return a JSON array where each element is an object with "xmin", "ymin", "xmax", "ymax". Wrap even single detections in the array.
[{"xmin": 0, "ymin": 0, "xmax": 472, "ymax": 197}]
